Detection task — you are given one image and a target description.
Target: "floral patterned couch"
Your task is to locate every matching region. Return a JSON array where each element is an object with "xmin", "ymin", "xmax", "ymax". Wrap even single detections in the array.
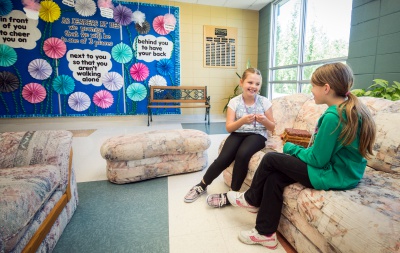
[
  {"xmin": 0, "ymin": 130, "xmax": 78, "ymax": 253},
  {"xmin": 221, "ymin": 94, "xmax": 400, "ymax": 253}
]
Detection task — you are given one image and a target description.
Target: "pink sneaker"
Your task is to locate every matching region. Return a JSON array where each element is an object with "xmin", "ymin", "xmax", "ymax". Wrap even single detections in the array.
[
  {"xmin": 184, "ymin": 185, "xmax": 206, "ymax": 203},
  {"xmin": 206, "ymin": 193, "xmax": 228, "ymax": 208},
  {"xmin": 239, "ymin": 228, "xmax": 278, "ymax": 249},
  {"xmin": 227, "ymin": 191, "xmax": 259, "ymax": 213}
]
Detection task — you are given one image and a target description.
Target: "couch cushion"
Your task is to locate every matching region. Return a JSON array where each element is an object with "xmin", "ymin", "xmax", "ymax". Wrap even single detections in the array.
[
  {"xmin": 368, "ymin": 112, "xmax": 400, "ymax": 173},
  {"xmin": 0, "ymin": 165, "xmax": 61, "ymax": 252},
  {"xmin": 292, "ymin": 99, "xmax": 328, "ymax": 132},
  {"xmin": 0, "ymin": 130, "xmax": 73, "ymax": 192},
  {"xmin": 100, "ymin": 129, "xmax": 211, "ymax": 161},
  {"xmin": 283, "ymin": 167, "xmax": 400, "ymax": 253},
  {"xmin": 358, "ymin": 97, "xmax": 395, "ymax": 115},
  {"xmin": 271, "ymin": 94, "xmax": 311, "ymax": 135},
  {"xmin": 107, "ymin": 151, "xmax": 208, "ymax": 184}
]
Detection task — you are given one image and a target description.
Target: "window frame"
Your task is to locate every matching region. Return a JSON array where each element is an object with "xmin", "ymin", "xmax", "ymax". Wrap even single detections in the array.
[{"xmin": 267, "ymin": 0, "xmax": 349, "ymax": 99}]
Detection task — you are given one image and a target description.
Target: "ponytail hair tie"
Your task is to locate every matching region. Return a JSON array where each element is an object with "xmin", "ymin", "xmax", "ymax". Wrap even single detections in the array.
[{"xmin": 345, "ymin": 91, "xmax": 350, "ymax": 97}]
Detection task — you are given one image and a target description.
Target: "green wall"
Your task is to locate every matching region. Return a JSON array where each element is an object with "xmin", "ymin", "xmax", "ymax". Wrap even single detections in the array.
[
  {"xmin": 257, "ymin": 0, "xmax": 400, "ymax": 91},
  {"xmin": 348, "ymin": 0, "xmax": 400, "ymax": 89}
]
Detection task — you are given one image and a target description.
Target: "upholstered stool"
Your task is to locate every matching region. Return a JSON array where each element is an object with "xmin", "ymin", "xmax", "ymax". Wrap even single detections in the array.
[{"xmin": 100, "ymin": 129, "xmax": 211, "ymax": 184}]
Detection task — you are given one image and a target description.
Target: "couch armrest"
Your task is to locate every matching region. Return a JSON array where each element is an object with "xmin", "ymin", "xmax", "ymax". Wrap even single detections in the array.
[{"xmin": 0, "ymin": 130, "xmax": 73, "ymax": 191}]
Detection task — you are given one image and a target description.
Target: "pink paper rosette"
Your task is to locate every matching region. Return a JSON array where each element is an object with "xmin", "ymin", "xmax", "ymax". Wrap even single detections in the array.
[
  {"xmin": 164, "ymin": 13, "xmax": 176, "ymax": 31},
  {"xmin": 130, "ymin": 62, "xmax": 149, "ymax": 82},
  {"xmin": 22, "ymin": 83, "xmax": 47, "ymax": 103},
  {"xmin": 153, "ymin": 15, "xmax": 170, "ymax": 35},
  {"xmin": 43, "ymin": 37, "xmax": 67, "ymax": 59},
  {"xmin": 93, "ymin": 89, "xmax": 113, "ymax": 109}
]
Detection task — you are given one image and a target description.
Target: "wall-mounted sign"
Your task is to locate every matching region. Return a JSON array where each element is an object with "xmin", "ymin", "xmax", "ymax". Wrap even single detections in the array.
[{"xmin": 203, "ymin": 25, "xmax": 237, "ymax": 68}]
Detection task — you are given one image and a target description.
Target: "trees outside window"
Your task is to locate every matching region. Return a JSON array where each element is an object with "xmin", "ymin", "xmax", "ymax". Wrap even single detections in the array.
[{"xmin": 269, "ymin": 0, "xmax": 352, "ymax": 99}]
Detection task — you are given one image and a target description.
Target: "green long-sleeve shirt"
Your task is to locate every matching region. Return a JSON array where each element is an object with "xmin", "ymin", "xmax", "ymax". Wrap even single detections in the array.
[{"xmin": 283, "ymin": 105, "xmax": 366, "ymax": 190}]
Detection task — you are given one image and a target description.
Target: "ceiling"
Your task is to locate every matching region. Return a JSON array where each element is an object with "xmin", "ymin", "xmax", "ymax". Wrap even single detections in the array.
[{"xmin": 170, "ymin": 0, "xmax": 273, "ymax": 11}]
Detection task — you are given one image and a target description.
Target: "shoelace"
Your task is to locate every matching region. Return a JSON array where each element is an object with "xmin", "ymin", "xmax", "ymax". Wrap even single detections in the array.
[
  {"xmin": 193, "ymin": 186, "xmax": 203, "ymax": 195},
  {"xmin": 218, "ymin": 194, "xmax": 226, "ymax": 207}
]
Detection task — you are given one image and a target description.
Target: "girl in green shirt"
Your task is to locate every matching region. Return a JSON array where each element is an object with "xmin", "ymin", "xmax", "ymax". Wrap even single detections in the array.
[{"xmin": 226, "ymin": 62, "xmax": 377, "ymax": 249}]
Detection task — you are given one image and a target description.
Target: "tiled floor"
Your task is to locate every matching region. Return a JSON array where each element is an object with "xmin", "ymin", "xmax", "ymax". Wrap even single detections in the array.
[{"xmin": 0, "ymin": 115, "xmax": 291, "ymax": 253}]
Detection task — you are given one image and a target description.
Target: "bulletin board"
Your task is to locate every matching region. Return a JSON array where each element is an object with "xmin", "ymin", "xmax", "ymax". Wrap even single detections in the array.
[
  {"xmin": 203, "ymin": 25, "xmax": 237, "ymax": 68},
  {"xmin": 0, "ymin": 0, "xmax": 180, "ymax": 118}
]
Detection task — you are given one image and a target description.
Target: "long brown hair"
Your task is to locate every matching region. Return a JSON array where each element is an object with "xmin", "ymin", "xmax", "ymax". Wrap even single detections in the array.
[{"xmin": 311, "ymin": 63, "xmax": 376, "ymax": 158}]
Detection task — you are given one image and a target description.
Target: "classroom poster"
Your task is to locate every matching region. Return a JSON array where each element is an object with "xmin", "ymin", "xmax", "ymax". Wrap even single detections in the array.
[{"xmin": 0, "ymin": 0, "xmax": 180, "ymax": 117}]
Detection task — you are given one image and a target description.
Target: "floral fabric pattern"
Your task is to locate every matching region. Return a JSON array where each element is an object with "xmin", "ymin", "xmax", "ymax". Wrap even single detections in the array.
[
  {"xmin": 0, "ymin": 130, "xmax": 78, "ymax": 253},
  {"xmin": 101, "ymin": 129, "xmax": 211, "ymax": 184},
  {"xmin": 222, "ymin": 95, "xmax": 400, "ymax": 253},
  {"xmin": 0, "ymin": 165, "xmax": 60, "ymax": 252}
]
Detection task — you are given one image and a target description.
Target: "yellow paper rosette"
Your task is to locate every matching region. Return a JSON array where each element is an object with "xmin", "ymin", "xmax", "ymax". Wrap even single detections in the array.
[{"xmin": 39, "ymin": 0, "xmax": 61, "ymax": 23}]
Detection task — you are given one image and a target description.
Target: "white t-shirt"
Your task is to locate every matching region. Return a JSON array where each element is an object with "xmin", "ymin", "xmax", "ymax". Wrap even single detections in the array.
[{"xmin": 227, "ymin": 94, "xmax": 272, "ymax": 138}]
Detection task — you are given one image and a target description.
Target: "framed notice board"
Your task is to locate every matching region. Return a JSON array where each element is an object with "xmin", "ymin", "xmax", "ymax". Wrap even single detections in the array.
[{"xmin": 203, "ymin": 25, "xmax": 237, "ymax": 68}]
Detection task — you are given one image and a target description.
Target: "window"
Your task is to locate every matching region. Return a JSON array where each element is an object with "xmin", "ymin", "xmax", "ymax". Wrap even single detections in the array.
[{"xmin": 268, "ymin": 0, "xmax": 352, "ymax": 99}]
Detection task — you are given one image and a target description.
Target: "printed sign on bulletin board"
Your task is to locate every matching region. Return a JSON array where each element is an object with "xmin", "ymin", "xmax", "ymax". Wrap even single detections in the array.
[
  {"xmin": 203, "ymin": 25, "xmax": 237, "ymax": 68},
  {"xmin": 0, "ymin": 0, "xmax": 180, "ymax": 118}
]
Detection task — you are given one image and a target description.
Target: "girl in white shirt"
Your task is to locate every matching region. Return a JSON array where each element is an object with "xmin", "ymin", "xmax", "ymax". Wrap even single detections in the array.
[{"xmin": 184, "ymin": 68, "xmax": 275, "ymax": 207}]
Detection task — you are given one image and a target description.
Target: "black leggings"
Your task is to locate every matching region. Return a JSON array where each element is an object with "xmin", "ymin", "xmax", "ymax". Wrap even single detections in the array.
[
  {"xmin": 244, "ymin": 152, "xmax": 313, "ymax": 235},
  {"xmin": 203, "ymin": 132, "xmax": 266, "ymax": 191}
]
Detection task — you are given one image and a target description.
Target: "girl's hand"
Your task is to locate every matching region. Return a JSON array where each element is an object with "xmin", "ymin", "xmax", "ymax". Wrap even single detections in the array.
[
  {"xmin": 242, "ymin": 114, "xmax": 256, "ymax": 124},
  {"xmin": 255, "ymin": 114, "xmax": 267, "ymax": 123}
]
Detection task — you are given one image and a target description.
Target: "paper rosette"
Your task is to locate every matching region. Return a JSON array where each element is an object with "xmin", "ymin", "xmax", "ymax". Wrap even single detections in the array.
[
  {"xmin": 130, "ymin": 63, "xmax": 149, "ymax": 81},
  {"xmin": 148, "ymin": 75, "xmax": 167, "ymax": 87},
  {"xmin": 135, "ymin": 21, "xmax": 150, "ymax": 35},
  {"xmin": 132, "ymin": 10, "xmax": 145, "ymax": 26},
  {"xmin": 93, "ymin": 90, "xmax": 113, "ymax": 109},
  {"xmin": 68, "ymin": 91, "xmax": 91, "ymax": 111},
  {"xmin": 0, "ymin": 44, "xmax": 17, "ymax": 67},
  {"xmin": 164, "ymin": 13, "xmax": 176, "ymax": 31},
  {"xmin": 126, "ymin": 83, "xmax": 147, "ymax": 101},
  {"xmin": 22, "ymin": 83, "xmax": 47, "ymax": 103},
  {"xmin": 157, "ymin": 59, "xmax": 173, "ymax": 76},
  {"xmin": 0, "ymin": 0, "xmax": 13, "ymax": 16},
  {"xmin": 113, "ymin": 4, "xmax": 132, "ymax": 26},
  {"xmin": 102, "ymin": 72, "xmax": 123, "ymax": 91},
  {"xmin": 0, "ymin": 71, "xmax": 19, "ymax": 92},
  {"xmin": 111, "ymin": 43, "xmax": 133, "ymax": 64},
  {"xmin": 53, "ymin": 75, "xmax": 75, "ymax": 95},
  {"xmin": 153, "ymin": 15, "xmax": 170, "ymax": 35},
  {"xmin": 75, "ymin": 0, "xmax": 97, "ymax": 17},
  {"xmin": 22, "ymin": 0, "xmax": 41, "ymax": 11},
  {"xmin": 97, "ymin": 0, "xmax": 114, "ymax": 8},
  {"xmin": 39, "ymin": 0, "xmax": 61, "ymax": 23},
  {"xmin": 28, "ymin": 59, "xmax": 53, "ymax": 80},
  {"xmin": 43, "ymin": 37, "xmax": 67, "ymax": 59},
  {"xmin": 24, "ymin": 7, "xmax": 39, "ymax": 20}
]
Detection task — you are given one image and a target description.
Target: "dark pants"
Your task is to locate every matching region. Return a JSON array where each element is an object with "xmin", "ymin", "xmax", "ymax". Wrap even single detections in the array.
[
  {"xmin": 203, "ymin": 132, "xmax": 266, "ymax": 191},
  {"xmin": 244, "ymin": 152, "xmax": 313, "ymax": 235}
]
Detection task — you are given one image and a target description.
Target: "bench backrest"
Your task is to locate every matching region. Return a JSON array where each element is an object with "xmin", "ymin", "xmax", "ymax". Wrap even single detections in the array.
[{"xmin": 149, "ymin": 86, "xmax": 208, "ymax": 103}]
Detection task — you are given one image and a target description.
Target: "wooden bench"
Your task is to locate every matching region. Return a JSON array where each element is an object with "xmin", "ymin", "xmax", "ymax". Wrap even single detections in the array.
[{"xmin": 147, "ymin": 86, "xmax": 211, "ymax": 126}]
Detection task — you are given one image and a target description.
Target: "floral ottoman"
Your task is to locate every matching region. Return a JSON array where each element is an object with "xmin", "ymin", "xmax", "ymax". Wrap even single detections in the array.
[{"xmin": 100, "ymin": 129, "xmax": 211, "ymax": 184}]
